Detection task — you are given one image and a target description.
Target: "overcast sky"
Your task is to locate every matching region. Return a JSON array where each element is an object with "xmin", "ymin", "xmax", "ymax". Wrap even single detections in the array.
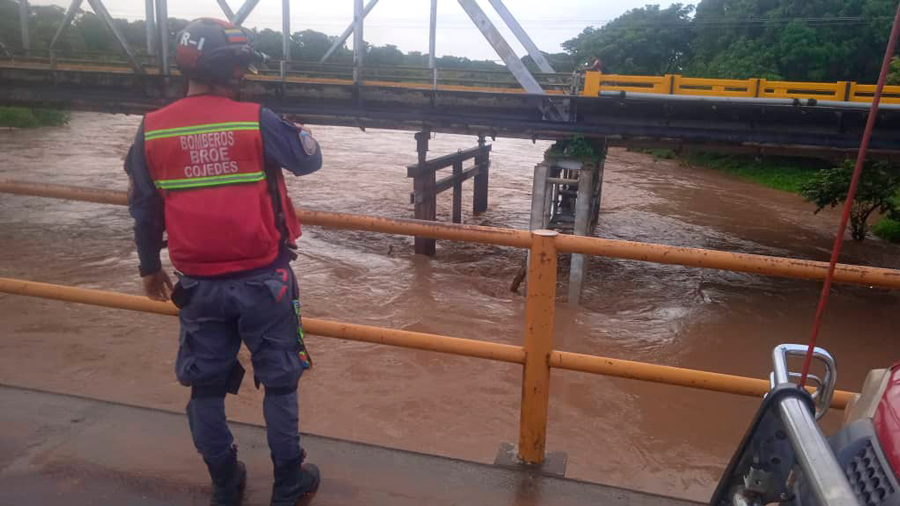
[{"xmin": 29, "ymin": 0, "xmax": 696, "ymax": 60}]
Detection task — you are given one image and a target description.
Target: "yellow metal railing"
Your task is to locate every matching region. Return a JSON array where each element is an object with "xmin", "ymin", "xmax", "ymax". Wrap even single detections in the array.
[
  {"xmin": 673, "ymin": 76, "xmax": 758, "ymax": 98},
  {"xmin": 583, "ymin": 74, "xmax": 671, "ymax": 96},
  {"xmin": 583, "ymin": 72, "xmax": 900, "ymax": 104},
  {"xmin": 850, "ymin": 82, "xmax": 900, "ymax": 103},
  {"xmin": 759, "ymin": 79, "xmax": 847, "ymax": 100},
  {"xmin": 2, "ymin": 179, "xmax": 896, "ymax": 464},
  {"xmin": 6, "ymin": 55, "xmax": 900, "ymax": 103}
]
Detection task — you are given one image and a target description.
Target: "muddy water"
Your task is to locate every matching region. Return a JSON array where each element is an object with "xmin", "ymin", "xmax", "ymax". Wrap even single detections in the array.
[{"xmin": 1, "ymin": 112, "xmax": 899, "ymax": 501}]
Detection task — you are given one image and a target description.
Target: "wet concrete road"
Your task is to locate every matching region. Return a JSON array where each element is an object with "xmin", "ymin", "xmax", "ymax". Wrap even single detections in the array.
[{"xmin": 0, "ymin": 385, "xmax": 701, "ymax": 506}]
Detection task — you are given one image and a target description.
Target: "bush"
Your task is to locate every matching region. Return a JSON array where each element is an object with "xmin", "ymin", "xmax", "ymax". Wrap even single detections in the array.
[
  {"xmin": 873, "ymin": 217, "xmax": 900, "ymax": 243},
  {"xmin": 0, "ymin": 107, "xmax": 70, "ymax": 128},
  {"xmin": 800, "ymin": 160, "xmax": 900, "ymax": 242},
  {"xmin": 547, "ymin": 136, "xmax": 605, "ymax": 159}
]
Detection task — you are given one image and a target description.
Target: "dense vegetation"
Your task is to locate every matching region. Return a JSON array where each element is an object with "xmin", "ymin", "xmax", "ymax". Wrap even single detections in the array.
[
  {"xmin": 564, "ymin": 0, "xmax": 897, "ymax": 82},
  {"xmin": 3, "ymin": 0, "xmax": 896, "ymax": 80},
  {"xmin": 0, "ymin": 107, "xmax": 69, "ymax": 128},
  {"xmin": 575, "ymin": 0, "xmax": 900, "ymax": 244}
]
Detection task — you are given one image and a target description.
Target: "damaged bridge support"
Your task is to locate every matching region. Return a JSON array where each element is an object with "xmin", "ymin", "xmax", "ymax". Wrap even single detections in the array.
[
  {"xmin": 408, "ymin": 131, "xmax": 492, "ymax": 256},
  {"xmin": 529, "ymin": 139, "xmax": 607, "ymax": 305}
]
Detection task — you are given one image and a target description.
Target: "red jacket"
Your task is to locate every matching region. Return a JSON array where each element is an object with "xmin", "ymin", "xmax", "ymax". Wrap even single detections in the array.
[{"xmin": 143, "ymin": 95, "xmax": 301, "ymax": 276}]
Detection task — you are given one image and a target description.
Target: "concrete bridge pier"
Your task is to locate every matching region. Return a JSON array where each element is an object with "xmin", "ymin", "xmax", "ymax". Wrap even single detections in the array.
[{"xmin": 529, "ymin": 140, "xmax": 606, "ymax": 304}]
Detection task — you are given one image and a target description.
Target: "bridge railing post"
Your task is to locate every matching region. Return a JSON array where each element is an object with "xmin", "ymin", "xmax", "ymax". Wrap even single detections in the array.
[
  {"xmin": 517, "ymin": 229, "xmax": 558, "ymax": 464},
  {"xmin": 665, "ymin": 74, "xmax": 675, "ymax": 94},
  {"xmin": 838, "ymin": 81, "xmax": 851, "ymax": 102}
]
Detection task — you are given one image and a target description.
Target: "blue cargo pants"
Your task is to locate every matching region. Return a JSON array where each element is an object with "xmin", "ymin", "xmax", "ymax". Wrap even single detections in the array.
[{"xmin": 173, "ymin": 263, "xmax": 311, "ymax": 470}]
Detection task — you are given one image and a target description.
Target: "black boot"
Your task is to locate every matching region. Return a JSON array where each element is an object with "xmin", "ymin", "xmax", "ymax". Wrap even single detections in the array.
[
  {"xmin": 206, "ymin": 446, "xmax": 247, "ymax": 506},
  {"xmin": 270, "ymin": 456, "xmax": 320, "ymax": 506}
]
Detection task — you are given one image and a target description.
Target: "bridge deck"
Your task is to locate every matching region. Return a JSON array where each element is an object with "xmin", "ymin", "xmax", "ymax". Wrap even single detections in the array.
[
  {"xmin": 4, "ymin": 60, "xmax": 900, "ymax": 158},
  {"xmin": 0, "ymin": 384, "xmax": 700, "ymax": 506}
]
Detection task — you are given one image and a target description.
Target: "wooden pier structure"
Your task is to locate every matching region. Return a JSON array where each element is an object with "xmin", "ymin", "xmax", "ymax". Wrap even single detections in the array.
[{"xmin": 407, "ymin": 131, "xmax": 492, "ymax": 256}]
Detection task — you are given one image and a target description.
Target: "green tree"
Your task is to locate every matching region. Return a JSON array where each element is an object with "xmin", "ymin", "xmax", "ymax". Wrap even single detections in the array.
[
  {"xmin": 800, "ymin": 160, "xmax": 900, "ymax": 241},
  {"xmin": 253, "ymin": 28, "xmax": 284, "ymax": 58},
  {"xmin": 887, "ymin": 56, "xmax": 900, "ymax": 85},
  {"xmin": 434, "ymin": 55, "xmax": 501, "ymax": 71},
  {"xmin": 369, "ymin": 44, "xmax": 404, "ymax": 66},
  {"xmin": 28, "ymin": 5, "xmax": 68, "ymax": 49},
  {"xmin": 0, "ymin": 0, "xmax": 24, "ymax": 49},
  {"xmin": 73, "ymin": 12, "xmax": 114, "ymax": 52},
  {"xmin": 292, "ymin": 30, "xmax": 338, "ymax": 62},
  {"xmin": 686, "ymin": 0, "xmax": 897, "ymax": 81},
  {"xmin": 562, "ymin": 4, "xmax": 694, "ymax": 75},
  {"xmin": 522, "ymin": 52, "xmax": 575, "ymax": 73},
  {"xmin": 404, "ymin": 50, "xmax": 428, "ymax": 67}
]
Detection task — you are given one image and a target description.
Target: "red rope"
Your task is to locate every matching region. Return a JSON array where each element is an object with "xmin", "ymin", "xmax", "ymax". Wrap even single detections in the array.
[{"xmin": 799, "ymin": 0, "xmax": 900, "ymax": 387}]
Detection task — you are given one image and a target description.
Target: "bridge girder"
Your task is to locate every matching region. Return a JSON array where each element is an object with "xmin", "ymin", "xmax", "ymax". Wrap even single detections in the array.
[{"xmin": 2, "ymin": 66, "xmax": 899, "ymax": 160}]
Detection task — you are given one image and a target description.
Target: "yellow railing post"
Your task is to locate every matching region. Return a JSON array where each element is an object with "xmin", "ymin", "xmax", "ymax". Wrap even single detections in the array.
[
  {"xmin": 664, "ymin": 74, "xmax": 675, "ymax": 94},
  {"xmin": 517, "ymin": 229, "xmax": 558, "ymax": 464},
  {"xmin": 671, "ymin": 74, "xmax": 683, "ymax": 95},
  {"xmin": 758, "ymin": 78, "xmax": 768, "ymax": 98},
  {"xmin": 748, "ymin": 78, "xmax": 760, "ymax": 98},
  {"xmin": 837, "ymin": 81, "xmax": 850, "ymax": 101},
  {"xmin": 582, "ymin": 70, "xmax": 602, "ymax": 96}
]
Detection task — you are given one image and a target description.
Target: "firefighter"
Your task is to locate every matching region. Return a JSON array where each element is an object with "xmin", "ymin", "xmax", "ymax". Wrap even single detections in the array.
[{"xmin": 124, "ymin": 18, "xmax": 322, "ymax": 506}]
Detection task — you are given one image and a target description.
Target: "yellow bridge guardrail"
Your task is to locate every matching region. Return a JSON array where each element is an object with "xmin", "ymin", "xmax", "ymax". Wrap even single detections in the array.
[
  {"xmin": 673, "ymin": 76, "xmax": 758, "ymax": 98},
  {"xmin": 850, "ymin": 82, "xmax": 900, "ymax": 103},
  {"xmin": 583, "ymin": 72, "xmax": 900, "ymax": 104},
  {"xmin": 6, "ymin": 53, "xmax": 900, "ymax": 103},
  {"xmin": 582, "ymin": 74, "xmax": 670, "ymax": 96},
  {"xmin": 2, "ymin": 179, "xmax": 893, "ymax": 464},
  {"xmin": 759, "ymin": 79, "xmax": 847, "ymax": 100}
]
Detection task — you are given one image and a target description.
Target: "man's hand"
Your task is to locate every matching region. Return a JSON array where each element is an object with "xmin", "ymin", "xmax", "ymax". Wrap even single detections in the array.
[
  {"xmin": 142, "ymin": 270, "xmax": 174, "ymax": 301},
  {"xmin": 293, "ymin": 122, "xmax": 313, "ymax": 136},
  {"xmin": 294, "ymin": 123, "xmax": 318, "ymax": 156}
]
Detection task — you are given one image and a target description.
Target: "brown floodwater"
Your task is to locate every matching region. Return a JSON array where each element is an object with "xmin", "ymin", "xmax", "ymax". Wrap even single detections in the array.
[{"xmin": 1, "ymin": 112, "xmax": 898, "ymax": 502}]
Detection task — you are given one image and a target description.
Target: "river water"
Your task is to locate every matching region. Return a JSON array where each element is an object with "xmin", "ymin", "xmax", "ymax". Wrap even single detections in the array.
[{"xmin": 1, "ymin": 112, "xmax": 899, "ymax": 501}]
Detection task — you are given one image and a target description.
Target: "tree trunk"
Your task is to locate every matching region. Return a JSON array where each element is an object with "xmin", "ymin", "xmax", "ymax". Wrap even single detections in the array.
[{"xmin": 850, "ymin": 204, "xmax": 880, "ymax": 242}]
